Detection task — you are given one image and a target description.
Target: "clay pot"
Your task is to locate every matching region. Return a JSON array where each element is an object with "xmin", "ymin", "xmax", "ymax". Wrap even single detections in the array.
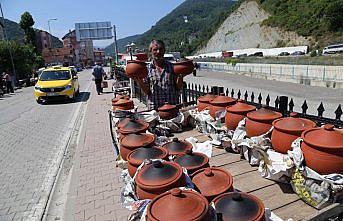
[
  {"xmin": 158, "ymin": 102, "xmax": 178, "ymax": 120},
  {"xmin": 112, "ymin": 94, "xmax": 130, "ymax": 106},
  {"xmin": 112, "ymin": 96, "xmax": 134, "ymax": 111},
  {"xmin": 301, "ymin": 124, "xmax": 343, "ymax": 174},
  {"xmin": 133, "ymin": 53, "xmax": 148, "ymax": 61},
  {"xmin": 118, "ymin": 118, "xmax": 149, "ymax": 135},
  {"xmin": 271, "ymin": 113, "xmax": 316, "ymax": 154},
  {"xmin": 161, "ymin": 137, "xmax": 193, "ymax": 155},
  {"xmin": 146, "ymin": 188, "xmax": 211, "ymax": 221},
  {"xmin": 120, "ymin": 133, "xmax": 155, "ymax": 161},
  {"xmin": 197, "ymin": 94, "xmax": 217, "ymax": 112},
  {"xmin": 135, "ymin": 161, "xmax": 186, "ymax": 200},
  {"xmin": 173, "ymin": 150, "xmax": 210, "ymax": 174},
  {"xmin": 125, "ymin": 60, "xmax": 148, "ymax": 79},
  {"xmin": 173, "ymin": 59, "xmax": 195, "ymax": 76},
  {"xmin": 127, "ymin": 146, "xmax": 169, "ymax": 177},
  {"xmin": 225, "ymin": 100, "xmax": 256, "ymax": 130},
  {"xmin": 246, "ymin": 108, "xmax": 282, "ymax": 137},
  {"xmin": 191, "ymin": 167, "xmax": 234, "ymax": 202},
  {"xmin": 209, "ymin": 93, "xmax": 236, "ymax": 119},
  {"xmin": 212, "ymin": 192, "xmax": 265, "ymax": 221}
]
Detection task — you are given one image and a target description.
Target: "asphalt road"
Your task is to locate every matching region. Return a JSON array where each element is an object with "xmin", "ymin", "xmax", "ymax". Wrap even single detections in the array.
[{"xmin": 0, "ymin": 69, "xmax": 93, "ymax": 221}]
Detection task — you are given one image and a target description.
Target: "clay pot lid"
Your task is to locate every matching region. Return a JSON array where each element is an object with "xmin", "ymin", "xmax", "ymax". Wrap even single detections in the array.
[
  {"xmin": 227, "ymin": 100, "xmax": 256, "ymax": 113},
  {"xmin": 119, "ymin": 118, "xmax": 148, "ymax": 134},
  {"xmin": 162, "ymin": 138, "xmax": 193, "ymax": 155},
  {"xmin": 112, "ymin": 95, "xmax": 129, "ymax": 103},
  {"xmin": 147, "ymin": 188, "xmax": 209, "ymax": 221},
  {"xmin": 302, "ymin": 124, "xmax": 343, "ymax": 149},
  {"xmin": 198, "ymin": 94, "xmax": 216, "ymax": 103},
  {"xmin": 114, "ymin": 96, "xmax": 132, "ymax": 105},
  {"xmin": 191, "ymin": 167, "xmax": 233, "ymax": 197},
  {"xmin": 174, "ymin": 150, "xmax": 209, "ymax": 170},
  {"xmin": 209, "ymin": 93, "xmax": 236, "ymax": 105},
  {"xmin": 273, "ymin": 113, "xmax": 316, "ymax": 133},
  {"xmin": 158, "ymin": 102, "xmax": 176, "ymax": 111},
  {"xmin": 212, "ymin": 192, "xmax": 265, "ymax": 221},
  {"xmin": 135, "ymin": 161, "xmax": 183, "ymax": 189},
  {"xmin": 247, "ymin": 107, "xmax": 282, "ymax": 121},
  {"xmin": 121, "ymin": 133, "xmax": 155, "ymax": 148},
  {"xmin": 127, "ymin": 147, "xmax": 168, "ymax": 166}
]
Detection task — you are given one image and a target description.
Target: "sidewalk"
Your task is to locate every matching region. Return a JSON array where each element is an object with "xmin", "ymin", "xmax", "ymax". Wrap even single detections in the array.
[{"xmin": 65, "ymin": 81, "xmax": 133, "ymax": 221}]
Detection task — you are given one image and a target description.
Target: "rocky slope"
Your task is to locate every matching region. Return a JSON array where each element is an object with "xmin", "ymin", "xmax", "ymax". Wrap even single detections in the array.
[{"xmin": 197, "ymin": 0, "xmax": 311, "ymax": 54}]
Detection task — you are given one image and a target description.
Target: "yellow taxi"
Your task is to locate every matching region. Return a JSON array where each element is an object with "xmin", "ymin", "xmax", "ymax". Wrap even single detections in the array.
[{"xmin": 34, "ymin": 66, "xmax": 80, "ymax": 103}]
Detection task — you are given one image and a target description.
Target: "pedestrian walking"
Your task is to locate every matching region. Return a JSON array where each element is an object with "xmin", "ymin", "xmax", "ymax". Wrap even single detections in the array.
[
  {"xmin": 2, "ymin": 71, "xmax": 14, "ymax": 93},
  {"xmin": 92, "ymin": 62, "xmax": 105, "ymax": 95}
]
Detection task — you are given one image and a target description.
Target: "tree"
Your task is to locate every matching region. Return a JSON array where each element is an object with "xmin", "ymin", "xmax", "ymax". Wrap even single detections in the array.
[{"xmin": 19, "ymin": 12, "xmax": 36, "ymax": 50}]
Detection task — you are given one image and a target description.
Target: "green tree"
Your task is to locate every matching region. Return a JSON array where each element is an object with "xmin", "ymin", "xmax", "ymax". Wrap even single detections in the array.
[{"xmin": 19, "ymin": 12, "xmax": 36, "ymax": 50}]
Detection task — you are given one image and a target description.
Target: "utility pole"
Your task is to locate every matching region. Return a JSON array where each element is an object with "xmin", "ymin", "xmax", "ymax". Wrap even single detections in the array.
[
  {"xmin": 113, "ymin": 25, "xmax": 119, "ymax": 64},
  {"xmin": 48, "ymin": 18, "xmax": 57, "ymax": 63}
]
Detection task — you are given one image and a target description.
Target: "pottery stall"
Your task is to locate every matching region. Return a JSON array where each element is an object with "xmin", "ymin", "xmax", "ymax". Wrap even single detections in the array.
[
  {"xmin": 197, "ymin": 94, "xmax": 217, "ymax": 112},
  {"xmin": 119, "ymin": 133, "xmax": 155, "ymax": 161}
]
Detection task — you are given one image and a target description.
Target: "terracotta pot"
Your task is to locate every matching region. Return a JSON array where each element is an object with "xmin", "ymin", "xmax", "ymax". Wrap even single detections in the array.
[
  {"xmin": 113, "ymin": 96, "xmax": 134, "ymax": 111},
  {"xmin": 118, "ymin": 118, "xmax": 149, "ymax": 135},
  {"xmin": 225, "ymin": 100, "xmax": 256, "ymax": 130},
  {"xmin": 191, "ymin": 167, "xmax": 234, "ymax": 202},
  {"xmin": 197, "ymin": 94, "xmax": 217, "ymax": 112},
  {"xmin": 125, "ymin": 60, "xmax": 148, "ymax": 79},
  {"xmin": 158, "ymin": 102, "xmax": 178, "ymax": 120},
  {"xmin": 146, "ymin": 188, "xmax": 211, "ymax": 221},
  {"xmin": 120, "ymin": 133, "xmax": 155, "ymax": 161},
  {"xmin": 112, "ymin": 94, "xmax": 130, "ymax": 106},
  {"xmin": 135, "ymin": 161, "xmax": 186, "ymax": 200},
  {"xmin": 212, "ymin": 192, "xmax": 265, "ymax": 221},
  {"xmin": 271, "ymin": 113, "xmax": 316, "ymax": 154},
  {"xmin": 173, "ymin": 150, "xmax": 210, "ymax": 174},
  {"xmin": 161, "ymin": 137, "xmax": 193, "ymax": 155},
  {"xmin": 133, "ymin": 53, "xmax": 148, "ymax": 61},
  {"xmin": 246, "ymin": 108, "xmax": 282, "ymax": 137},
  {"xmin": 173, "ymin": 59, "xmax": 195, "ymax": 76},
  {"xmin": 209, "ymin": 93, "xmax": 236, "ymax": 119},
  {"xmin": 127, "ymin": 146, "xmax": 169, "ymax": 177},
  {"xmin": 301, "ymin": 124, "xmax": 343, "ymax": 174}
]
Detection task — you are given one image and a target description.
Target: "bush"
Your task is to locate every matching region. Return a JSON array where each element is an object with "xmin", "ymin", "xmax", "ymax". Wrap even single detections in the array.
[
  {"xmin": 310, "ymin": 51, "xmax": 317, "ymax": 57},
  {"xmin": 224, "ymin": 57, "xmax": 239, "ymax": 66}
]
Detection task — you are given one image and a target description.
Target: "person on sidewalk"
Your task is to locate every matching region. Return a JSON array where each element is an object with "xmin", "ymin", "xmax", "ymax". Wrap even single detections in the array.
[
  {"xmin": 2, "ymin": 71, "xmax": 14, "ymax": 93},
  {"xmin": 92, "ymin": 62, "xmax": 105, "ymax": 95},
  {"xmin": 133, "ymin": 39, "xmax": 184, "ymax": 110}
]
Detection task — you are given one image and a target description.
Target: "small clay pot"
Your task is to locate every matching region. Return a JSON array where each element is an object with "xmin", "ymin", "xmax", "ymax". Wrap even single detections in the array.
[
  {"xmin": 113, "ymin": 96, "xmax": 134, "ymax": 111},
  {"xmin": 135, "ymin": 161, "xmax": 186, "ymax": 200},
  {"xmin": 120, "ymin": 133, "xmax": 155, "ymax": 161},
  {"xmin": 271, "ymin": 113, "xmax": 316, "ymax": 154},
  {"xmin": 173, "ymin": 59, "xmax": 195, "ymax": 76},
  {"xmin": 146, "ymin": 188, "xmax": 211, "ymax": 221},
  {"xmin": 191, "ymin": 167, "xmax": 234, "ymax": 202},
  {"xmin": 225, "ymin": 100, "xmax": 256, "ymax": 130},
  {"xmin": 125, "ymin": 60, "xmax": 148, "ymax": 79},
  {"xmin": 158, "ymin": 102, "xmax": 178, "ymax": 120},
  {"xmin": 301, "ymin": 124, "xmax": 343, "ymax": 174},
  {"xmin": 209, "ymin": 93, "xmax": 236, "ymax": 119},
  {"xmin": 197, "ymin": 94, "xmax": 217, "ymax": 112},
  {"xmin": 246, "ymin": 108, "xmax": 282, "ymax": 137},
  {"xmin": 127, "ymin": 146, "xmax": 169, "ymax": 177},
  {"xmin": 173, "ymin": 150, "xmax": 210, "ymax": 174},
  {"xmin": 212, "ymin": 192, "xmax": 265, "ymax": 221},
  {"xmin": 161, "ymin": 137, "xmax": 193, "ymax": 155},
  {"xmin": 118, "ymin": 118, "xmax": 149, "ymax": 135}
]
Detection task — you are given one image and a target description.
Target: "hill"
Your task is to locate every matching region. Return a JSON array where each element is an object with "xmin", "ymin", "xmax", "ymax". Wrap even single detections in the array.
[{"xmin": 104, "ymin": 34, "xmax": 141, "ymax": 56}]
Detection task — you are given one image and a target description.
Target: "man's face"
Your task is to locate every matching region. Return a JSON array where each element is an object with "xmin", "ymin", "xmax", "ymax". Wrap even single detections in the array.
[{"xmin": 150, "ymin": 43, "xmax": 165, "ymax": 61}]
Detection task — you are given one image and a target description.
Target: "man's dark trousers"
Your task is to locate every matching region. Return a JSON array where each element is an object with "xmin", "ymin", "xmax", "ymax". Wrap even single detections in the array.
[{"xmin": 95, "ymin": 79, "xmax": 102, "ymax": 94}]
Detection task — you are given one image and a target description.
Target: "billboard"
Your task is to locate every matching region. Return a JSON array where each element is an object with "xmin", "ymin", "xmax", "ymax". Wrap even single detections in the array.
[{"xmin": 75, "ymin": 21, "xmax": 112, "ymax": 41}]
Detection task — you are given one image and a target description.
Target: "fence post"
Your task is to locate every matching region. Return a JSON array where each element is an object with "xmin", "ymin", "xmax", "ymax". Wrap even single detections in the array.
[
  {"xmin": 182, "ymin": 82, "xmax": 187, "ymax": 103},
  {"xmin": 323, "ymin": 66, "xmax": 326, "ymax": 81},
  {"xmin": 270, "ymin": 65, "xmax": 272, "ymax": 76},
  {"xmin": 279, "ymin": 96, "xmax": 288, "ymax": 116}
]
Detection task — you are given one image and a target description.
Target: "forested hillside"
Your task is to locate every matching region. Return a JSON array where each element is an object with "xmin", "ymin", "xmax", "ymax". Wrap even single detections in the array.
[{"xmin": 104, "ymin": 34, "xmax": 141, "ymax": 56}]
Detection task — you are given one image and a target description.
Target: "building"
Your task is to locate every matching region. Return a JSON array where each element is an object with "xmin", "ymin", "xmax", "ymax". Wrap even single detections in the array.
[
  {"xmin": 93, "ymin": 48, "xmax": 105, "ymax": 64},
  {"xmin": 36, "ymin": 30, "xmax": 53, "ymax": 54}
]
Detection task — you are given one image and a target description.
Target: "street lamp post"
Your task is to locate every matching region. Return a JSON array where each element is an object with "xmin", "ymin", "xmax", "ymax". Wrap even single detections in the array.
[
  {"xmin": 126, "ymin": 42, "xmax": 136, "ymax": 60},
  {"xmin": 48, "ymin": 18, "xmax": 57, "ymax": 63}
]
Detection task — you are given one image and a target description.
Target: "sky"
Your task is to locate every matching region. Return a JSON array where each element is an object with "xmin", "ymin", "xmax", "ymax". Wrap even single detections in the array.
[{"xmin": 1, "ymin": 0, "xmax": 184, "ymax": 47}]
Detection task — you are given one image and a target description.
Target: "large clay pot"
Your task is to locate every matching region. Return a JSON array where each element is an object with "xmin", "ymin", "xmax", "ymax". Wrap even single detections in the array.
[
  {"xmin": 225, "ymin": 100, "xmax": 256, "ymax": 130},
  {"xmin": 197, "ymin": 94, "xmax": 217, "ymax": 112},
  {"xmin": 161, "ymin": 137, "xmax": 193, "ymax": 155},
  {"xmin": 127, "ymin": 146, "xmax": 169, "ymax": 177},
  {"xmin": 191, "ymin": 167, "xmax": 234, "ymax": 202},
  {"xmin": 301, "ymin": 124, "xmax": 343, "ymax": 174},
  {"xmin": 118, "ymin": 118, "xmax": 149, "ymax": 135},
  {"xmin": 271, "ymin": 113, "xmax": 316, "ymax": 154},
  {"xmin": 112, "ymin": 96, "xmax": 134, "ymax": 111},
  {"xmin": 173, "ymin": 150, "xmax": 210, "ymax": 174},
  {"xmin": 146, "ymin": 188, "xmax": 211, "ymax": 221},
  {"xmin": 209, "ymin": 93, "xmax": 236, "ymax": 119},
  {"xmin": 158, "ymin": 102, "xmax": 178, "ymax": 120},
  {"xmin": 246, "ymin": 108, "xmax": 282, "ymax": 137},
  {"xmin": 125, "ymin": 60, "xmax": 148, "ymax": 79},
  {"xmin": 135, "ymin": 161, "xmax": 186, "ymax": 200},
  {"xmin": 173, "ymin": 59, "xmax": 195, "ymax": 76},
  {"xmin": 212, "ymin": 192, "xmax": 265, "ymax": 221},
  {"xmin": 120, "ymin": 133, "xmax": 155, "ymax": 161}
]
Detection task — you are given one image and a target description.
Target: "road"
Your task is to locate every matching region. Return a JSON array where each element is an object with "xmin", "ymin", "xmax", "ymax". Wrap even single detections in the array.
[
  {"xmin": 185, "ymin": 69, "xmax": 343, "ymax": 119},
  {"xmin": 0, "ymin": 69, "xmax": 93, "ymax": 221}
]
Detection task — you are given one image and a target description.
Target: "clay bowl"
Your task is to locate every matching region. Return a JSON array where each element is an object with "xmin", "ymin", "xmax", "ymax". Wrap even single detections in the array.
[
  {"xmin": 301, "ymin": 124, "xmax": 343, "ymax": 174},
  {"xmin": 173, "ymin": 150, "xmax": 210, "ymax": 174},
  {"xmin": 173, "ymin": 59, "xmax": 195, "ymax": 76},
  {"xmin": 271, "ymin": 113, "xmax": 316, "ymax": 154},
  {"xmin": 209, "ymin": 93, "xmax": 236, "ymax": 120},
  {"xmin": 246, "ymin": 108, "xmax": 282, "ymax": 137},
  {"xmin": 197, "ymin": 94, "xmax": 217, "ymax": 112},
  {"xmin": 161, "ymin": 137, "xmax": 193, "ymax": 156},
  {"xmin": 119, "ymin": 133, "xmax": 155, "ymax": 161},
  {"xmin": 225, "ymin": 100, "xmax": 256, "ymax": 130},
  {"xmin": 125, "ymin": 60, "xmax": 148, "ymax": 79},
  {"xmin": 158, "ymin": 102, "xmax": 178, "ymax": 120}
]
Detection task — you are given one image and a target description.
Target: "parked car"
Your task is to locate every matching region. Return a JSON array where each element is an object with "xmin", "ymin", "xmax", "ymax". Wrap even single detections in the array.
[
  {"xmin": 291, "ymin": 51, "xmax": 305, "ymax": 56},
  {"xmin": 278, "ymin": 52, "xmax": 290, "ymax": 56},
  {"xmin": 248, "ymin": 52, "xmax": 263, "ymax": 57}
]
